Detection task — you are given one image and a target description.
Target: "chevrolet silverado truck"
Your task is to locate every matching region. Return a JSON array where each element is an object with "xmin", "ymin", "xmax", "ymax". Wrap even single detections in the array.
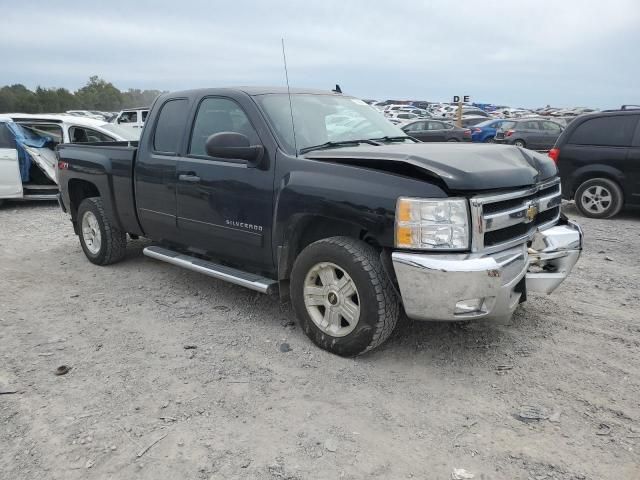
[{"xmin": 56, "ymin": 87, "xmax": 583, "ymax": 357}]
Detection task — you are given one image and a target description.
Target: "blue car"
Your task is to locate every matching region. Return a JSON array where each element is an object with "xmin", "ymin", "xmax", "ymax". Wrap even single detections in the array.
[{"xmin": 470, "ymin": 119, "xmax": 510, "ymax": 143}]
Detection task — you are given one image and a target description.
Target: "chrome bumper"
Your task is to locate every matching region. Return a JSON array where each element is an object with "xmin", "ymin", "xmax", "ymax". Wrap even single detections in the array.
[{"xmin": 392, "ymin": 218, "xmax": 583, "ymax": 321}]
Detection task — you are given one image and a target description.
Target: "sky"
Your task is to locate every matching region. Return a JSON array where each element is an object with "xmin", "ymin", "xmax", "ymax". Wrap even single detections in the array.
[{"xmin": 1, "ymin": 0, "xmax": 638, "ymax": 109}]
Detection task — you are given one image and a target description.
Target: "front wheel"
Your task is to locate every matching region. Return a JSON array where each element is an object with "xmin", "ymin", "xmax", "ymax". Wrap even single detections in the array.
[
  {"xmin": 574, "ymin": 178, "xmax": 624, "ymax": 218},
  {"xmin": 290, "ymin": 237, "xmax": 399, "ymax": 357},
  {"xmin": 77, "ymin": 197, "xmax": 127, "ymax": 265},
  {"xmin": 514, "ymin": 139, "xmax": 526, "ymax": 148}
]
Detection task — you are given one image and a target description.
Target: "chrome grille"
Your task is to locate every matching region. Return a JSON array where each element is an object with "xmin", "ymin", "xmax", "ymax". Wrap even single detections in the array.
[{"xmin": 470, "ymin": 179, "xmax": 562, "ymax": 253}]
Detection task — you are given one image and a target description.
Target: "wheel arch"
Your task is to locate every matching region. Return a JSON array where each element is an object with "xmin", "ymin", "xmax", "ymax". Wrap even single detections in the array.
[
  {"xmin": 277, "ymin": 215, "xmax": 380, "ymax": 283},
  {"xmin": 568, "ymin": 165, "xmax": 625, "ymax": 199},
  {"xmin": 68, "ymin": 179, "xmax": 100, "ymax": 233}
]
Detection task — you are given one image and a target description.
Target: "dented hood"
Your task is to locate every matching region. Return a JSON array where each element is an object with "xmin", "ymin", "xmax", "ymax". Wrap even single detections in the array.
[{"xmin": 303, "ymin": 143, "xmax": 557, "ymax": 191}]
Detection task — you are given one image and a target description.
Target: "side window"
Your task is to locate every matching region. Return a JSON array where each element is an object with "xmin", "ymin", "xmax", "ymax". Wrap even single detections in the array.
[
  {"xmin": 0, "ymin": 123, "xmax": 16, "ymax": 149},
  {"xmin": 153, "ymin": 98, "xmax": 189, "ymax": 153},
  {"xmin": 69, "ymin": 127, "xmax": 114, "ymax": 143},
  {"xmin": 428, "ymin": 121, "xmax": 442, "ymax": 130},
  {"xmin": 22, "ymin": 124, "xmax": 63, "ymax": 144},
  {"xmin": 141, "ymin": 111, "xmax": 148, "ymax": 122},
  {"xmin": 543, "ymin": 122, "xmax": 562, "ymax": 133},
  {"xmin": 568, "ymin": 115, "xmax": 638, "ymax": 147},
  {"xmin": 405, "ymin": 122, "xmax": 424, "ymax": 132},
  {"xmin": 118, "ymin": 112, "xmax": 137, "ymax": 124},
  {"xmin": 189, "ymin": 97, "xmax": 259, "ymax": 156}
]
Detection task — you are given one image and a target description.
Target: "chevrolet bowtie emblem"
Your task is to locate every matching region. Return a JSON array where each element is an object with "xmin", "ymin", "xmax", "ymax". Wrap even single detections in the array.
[{"xmin": 526, "ymin": 203, "xmax": 539, "ymax": 222}]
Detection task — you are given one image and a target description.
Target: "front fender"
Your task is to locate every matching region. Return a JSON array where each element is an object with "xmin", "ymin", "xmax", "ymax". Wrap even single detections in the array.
[{"xmin": 272, "ymin": 152, "xmax": 448, "ymax": 265}]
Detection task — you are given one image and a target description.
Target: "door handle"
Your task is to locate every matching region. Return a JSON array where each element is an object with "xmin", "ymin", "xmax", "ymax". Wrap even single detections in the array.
[{"xmin": 179, "ymin": 174, "xmax": 201, "ymax": 183}]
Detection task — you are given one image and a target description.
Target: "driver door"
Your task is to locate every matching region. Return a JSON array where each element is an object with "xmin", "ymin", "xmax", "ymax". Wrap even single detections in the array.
[{"xmin": 176, "ymin": 96, "xmax": 275, "ymax": 270}]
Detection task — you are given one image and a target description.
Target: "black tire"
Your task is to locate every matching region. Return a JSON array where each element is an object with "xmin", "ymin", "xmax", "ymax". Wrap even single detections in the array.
[
  {"xmin": 447, "ymin": 138, "xmax": 459, "ymax": 142},
  {"xmin": 514, "ymin": 139, "xmax": 526, "ymax": 148},
  {"xmin": 483, "ymin": 137, "xmax": 494, "ymax": 143},
  {"xmin": 574, "ymin": 177, "xmax": 624, "ymax": 219},
  {"xmin": 77, "ymin": 197, "xmax": 127, "ymax": 265},
  {"xmin": 290, "ymin": 237, "xmax": 399, "ymax": 357}
]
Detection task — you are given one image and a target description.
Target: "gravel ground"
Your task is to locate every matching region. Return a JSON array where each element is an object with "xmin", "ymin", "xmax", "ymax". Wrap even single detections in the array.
[{"xmin": 1, "ymin": 201, "xmax": 639, "ymax": 480}]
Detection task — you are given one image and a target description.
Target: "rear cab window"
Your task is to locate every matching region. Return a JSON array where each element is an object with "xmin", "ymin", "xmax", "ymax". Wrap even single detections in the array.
[
  {"xmin": 568, "ymin": 115, "xmax": 639, "ymax": 147},
  {"xmin": 153, "ymin": 99, "xmax": 190, "ymax": 153}
]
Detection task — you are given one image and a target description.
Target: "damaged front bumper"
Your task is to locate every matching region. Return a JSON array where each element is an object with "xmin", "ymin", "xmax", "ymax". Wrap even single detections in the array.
[{"xmin": 392, "ymin": 217, "xmax": 583, "ymax": 321}]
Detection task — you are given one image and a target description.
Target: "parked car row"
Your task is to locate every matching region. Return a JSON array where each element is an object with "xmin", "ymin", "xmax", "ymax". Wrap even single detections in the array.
[{"xmin": 401, "ymin": 120, "xmax": 471, "ymax": 142}]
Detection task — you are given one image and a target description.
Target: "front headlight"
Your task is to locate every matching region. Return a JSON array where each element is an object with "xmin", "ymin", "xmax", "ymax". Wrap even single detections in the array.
[{"xmin": 395, "ymin": 197, "xmax": 470, "ymax": 250}]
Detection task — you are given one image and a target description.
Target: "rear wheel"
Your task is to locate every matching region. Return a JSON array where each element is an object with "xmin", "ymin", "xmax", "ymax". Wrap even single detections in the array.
[
  {"xmin": 514, "ymin": 139, "xmax": 526, "ymax": 148},
  {"xmin": 483, "ymin": 137, "xmax": 494, "ymax": 143},
  {"xmin": 574, "ymin": 178, "xmax": 623, "ymax": 218},
  {"xmin": 447, "ymin": 138, "xmax": 459, "ymax": 142},
  {"xmin": 77, "ymin": 197, "xmax": 127, "ymax": 265},
  {"xmin": 290, "ymin": 237, "xmax": 399, "ymax": 357}
]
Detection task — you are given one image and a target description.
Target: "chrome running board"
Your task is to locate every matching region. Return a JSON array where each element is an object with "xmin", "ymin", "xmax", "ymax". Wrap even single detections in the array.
[{"xmin": 143, "ymin": 245, "xmax": 277, "ymax": 294}]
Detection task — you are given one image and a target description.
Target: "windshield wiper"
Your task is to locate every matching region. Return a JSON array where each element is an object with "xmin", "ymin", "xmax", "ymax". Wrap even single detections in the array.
[
  {"xmin": 299, "ymin": 139, "xmax": 381, "ymax": 155},
  {"xmin": 370, "ymin": 135, "xmax": 417, "ymax": 143}
]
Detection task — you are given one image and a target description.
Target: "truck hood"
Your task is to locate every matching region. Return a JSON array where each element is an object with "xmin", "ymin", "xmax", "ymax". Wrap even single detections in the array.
[{"xmin": 303, "ymin": 143, "xmax": 557, "ymax": 191}]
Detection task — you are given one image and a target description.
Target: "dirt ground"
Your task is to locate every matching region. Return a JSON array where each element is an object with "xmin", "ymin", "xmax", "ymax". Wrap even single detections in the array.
[{"xmin": 1, "ymin": 201, "xmax": 639, "ymax": 480}]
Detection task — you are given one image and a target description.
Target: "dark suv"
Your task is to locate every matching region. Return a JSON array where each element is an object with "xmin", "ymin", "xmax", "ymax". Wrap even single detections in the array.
[{"xmin": 549, "ymin": 106, "xmax": 640, "ymax": 218}]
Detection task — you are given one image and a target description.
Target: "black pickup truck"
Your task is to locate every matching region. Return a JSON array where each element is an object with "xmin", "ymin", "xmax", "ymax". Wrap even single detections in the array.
[{"xmin": 57, "ymin": 87, "xmax": 583, "ymax": 356}]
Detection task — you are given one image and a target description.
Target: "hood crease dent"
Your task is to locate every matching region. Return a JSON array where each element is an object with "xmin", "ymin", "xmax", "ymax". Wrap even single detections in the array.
[{"xmin": 304, "ymin": 143, "xmax": 557, "ymax": 191}]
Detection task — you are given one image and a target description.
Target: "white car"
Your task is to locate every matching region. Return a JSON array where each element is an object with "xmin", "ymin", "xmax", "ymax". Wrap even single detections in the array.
[
  {"xmin": 65, "ymin": 110, "xmax": 106, "ymax": 120},
  {"xmin": 111, "ymin": 108, "xmax": 149, "ymax": 131},
  {"xmin": 386, "ymin": 112, "xmax": 423, "ymax": 123},
  {"xmin": 0, "ymin": 114, "xmax": 137, "ymax": 205}
]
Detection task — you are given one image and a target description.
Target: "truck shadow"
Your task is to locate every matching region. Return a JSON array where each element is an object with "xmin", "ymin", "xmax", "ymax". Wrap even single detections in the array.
[
  {"xmin": 562, "ymin": 201, "xmax": 640, "ymax": 221},
  {"xmin": 120, "ymin": 239, "xmax": 540, "ymax": 363},
  {"xmin": 0, "ymin": 199, "xmax": 59, "ymax": 211}
]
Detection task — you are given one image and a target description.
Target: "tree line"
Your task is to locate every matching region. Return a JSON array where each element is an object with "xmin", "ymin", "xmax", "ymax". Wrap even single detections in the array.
[{"xmin": 0, "ymin": 76, "xmax": 165, "ymax": 114}]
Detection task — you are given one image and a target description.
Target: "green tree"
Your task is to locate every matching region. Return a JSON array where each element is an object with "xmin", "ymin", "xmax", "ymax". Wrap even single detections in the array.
[
  {"xmin": 0, "ymin": 84, "xmax": 38, "ymax": 113},
  {"xmin": 0, "ymin": 77, "xmax": 166, "ymax": 114},
  {"xmin": 75, "ymin": 76, "xmax": 123, "ymax": 111}
]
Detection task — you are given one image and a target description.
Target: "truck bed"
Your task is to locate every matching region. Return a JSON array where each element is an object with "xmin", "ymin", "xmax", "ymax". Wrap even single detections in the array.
[{"xmin": 57, "ymin": 141, "xmax": 143, "ymax": 235}]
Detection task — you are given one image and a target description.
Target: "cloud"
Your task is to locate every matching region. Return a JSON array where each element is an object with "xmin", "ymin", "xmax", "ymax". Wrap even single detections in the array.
[{"xmin": 0, "ymin": 0, "xmax": 638, "ymax": 107}]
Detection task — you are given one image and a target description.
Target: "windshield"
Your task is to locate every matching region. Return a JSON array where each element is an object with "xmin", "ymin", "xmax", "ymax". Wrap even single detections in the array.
[
  {"xmin": 100, "ymin": 123, "xmax": 141, "ymax": 140},
  {"xmin": 254, "ymin": 94, "xmax": 408, "ymax": 154}
]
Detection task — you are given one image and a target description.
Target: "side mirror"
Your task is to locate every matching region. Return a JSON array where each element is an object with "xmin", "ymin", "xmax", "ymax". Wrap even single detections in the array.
[{"xmin": 205, "ymin": 132, "xmax": 264, "ymax": 168}]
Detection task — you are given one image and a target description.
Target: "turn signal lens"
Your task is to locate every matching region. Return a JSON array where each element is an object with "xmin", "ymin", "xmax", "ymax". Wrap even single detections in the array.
[
  {"xmin": 396, "ymin": 226, "xmax": 414, "ymax": 246},
  {"xmin": 397, "ymin": 199, "xmax": 412, "ymax": 222}
]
